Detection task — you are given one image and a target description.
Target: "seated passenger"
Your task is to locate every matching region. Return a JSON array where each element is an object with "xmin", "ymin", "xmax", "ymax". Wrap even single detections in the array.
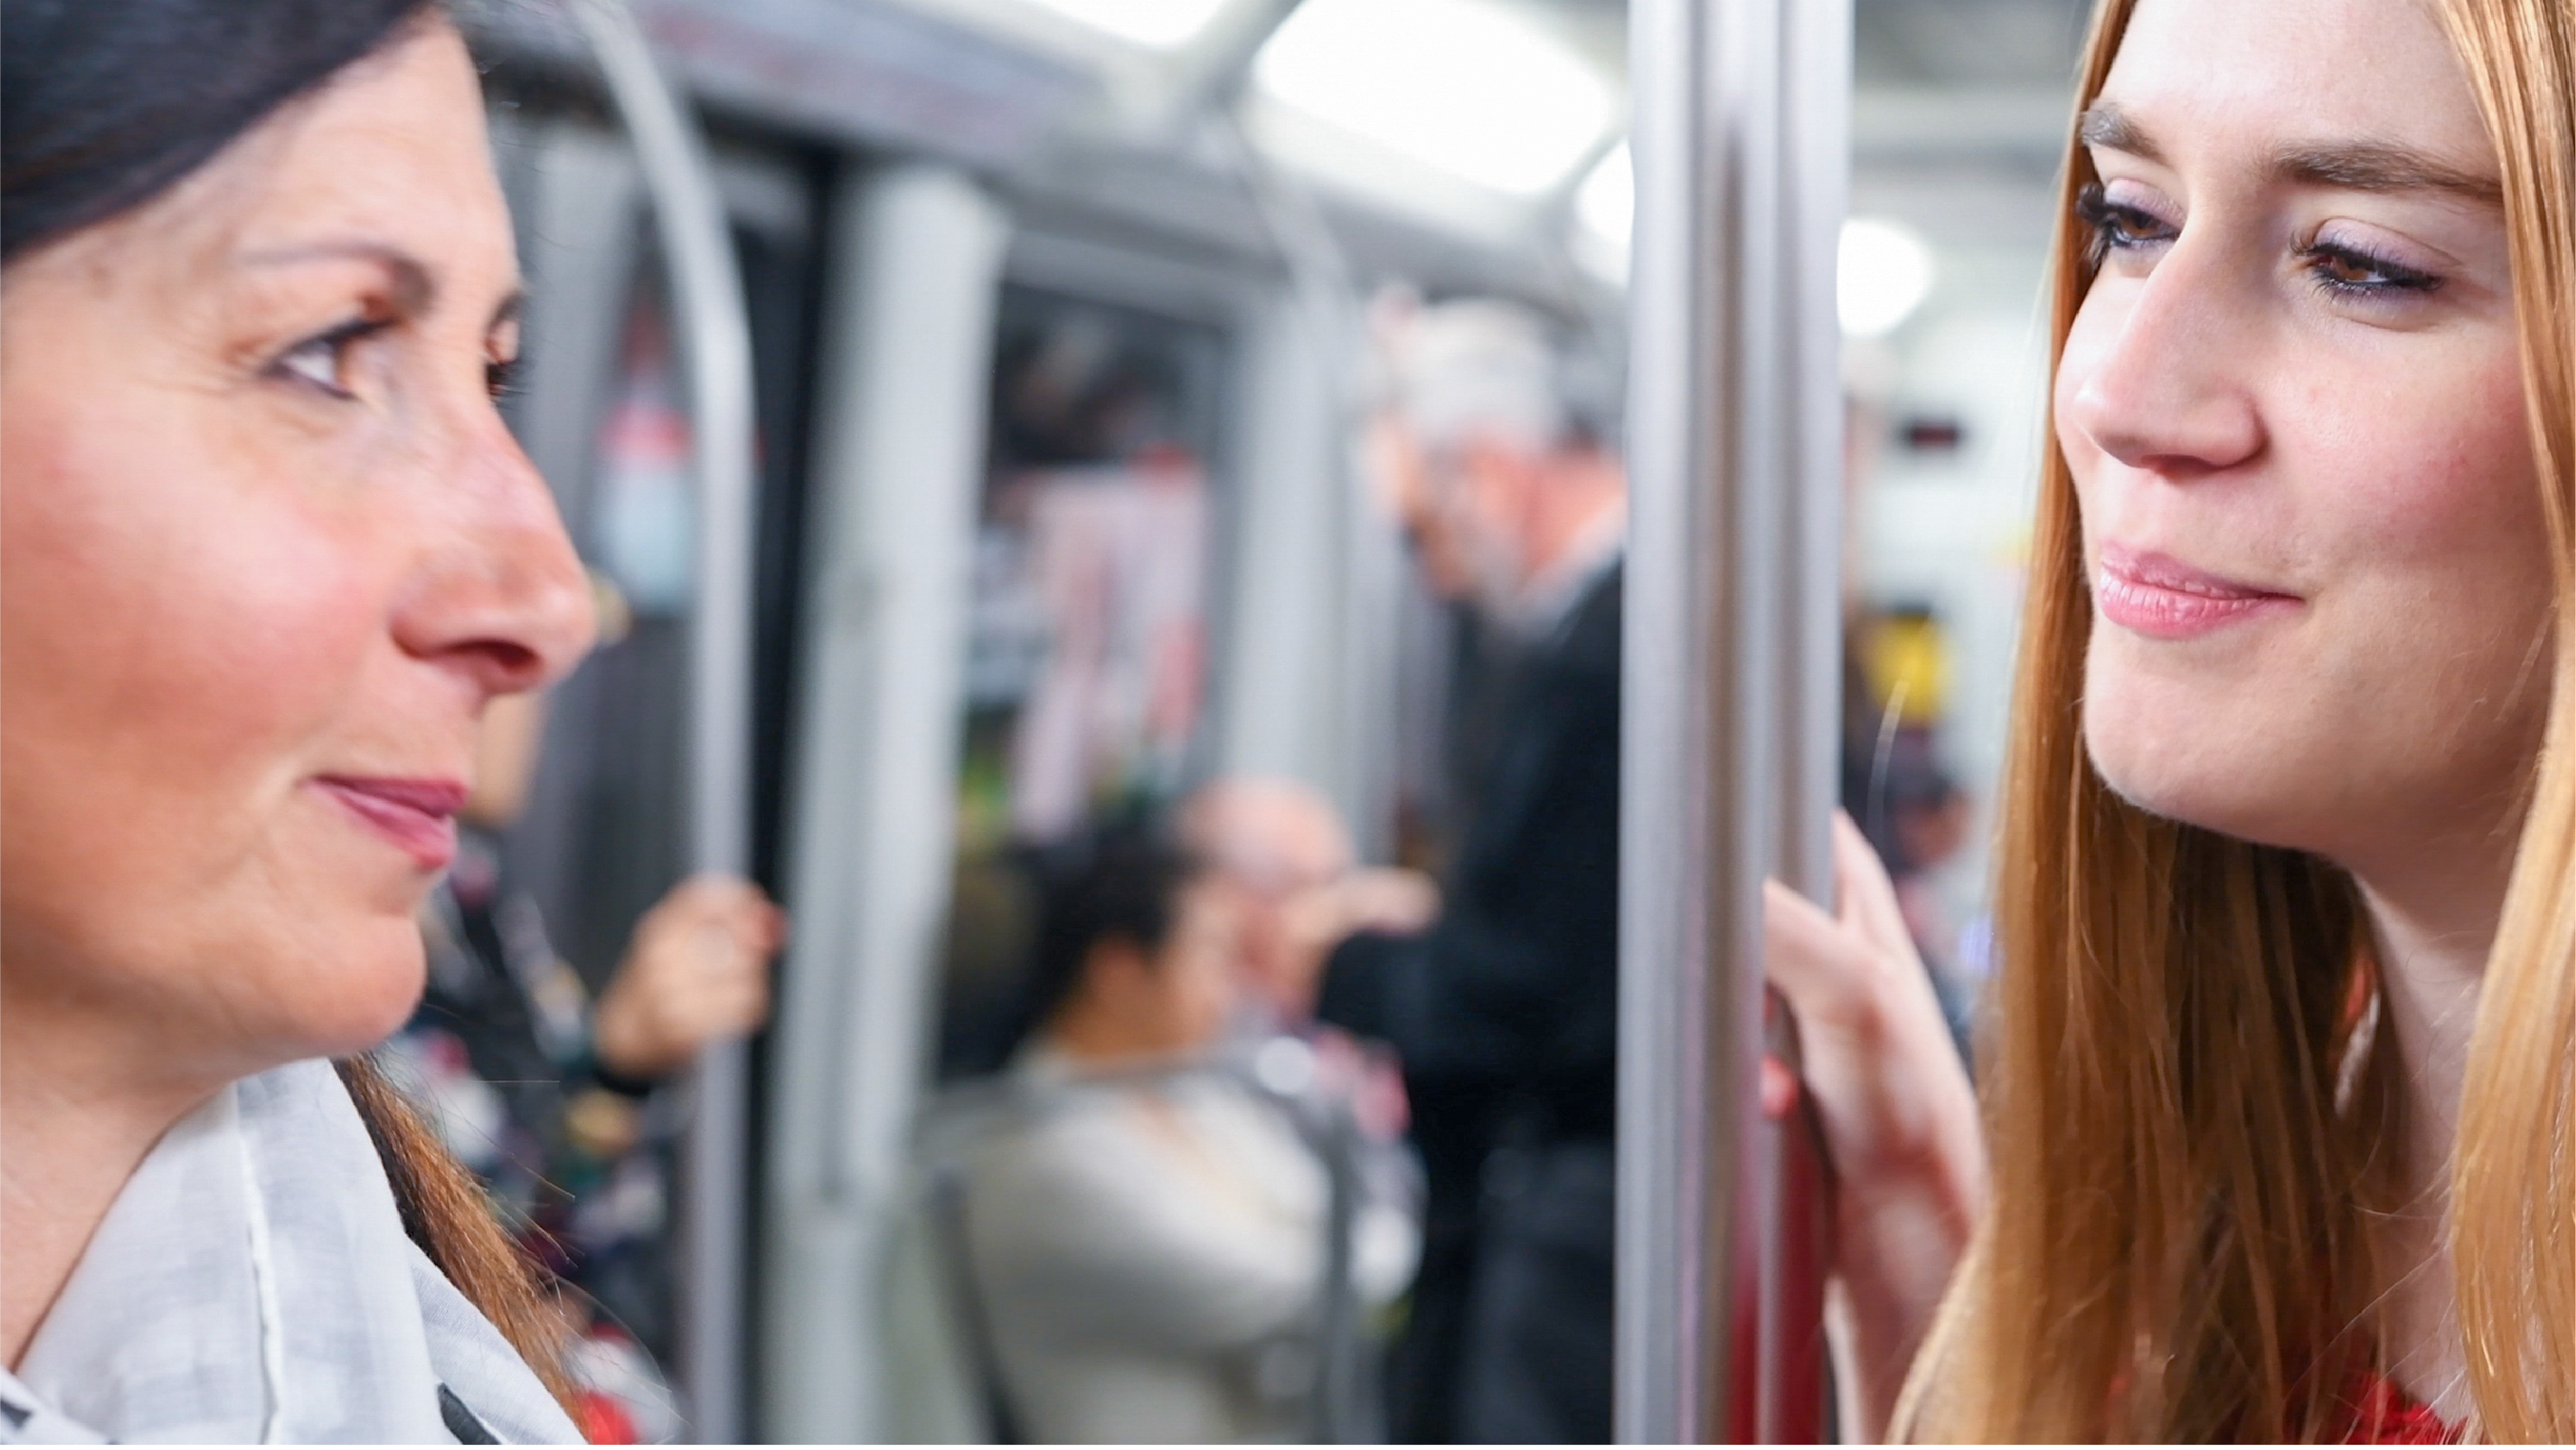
[
  {"xmin": 1178, "ymin": 776, "xmax": 1431, "ymax": 1241},
  {"xmin": 1178, "ymin": 777, "xmax": 1437, "ymax": 1037},
  {"xmin": 953, "ymin": 825, "xmax": 1408, "ymax": 1443}
]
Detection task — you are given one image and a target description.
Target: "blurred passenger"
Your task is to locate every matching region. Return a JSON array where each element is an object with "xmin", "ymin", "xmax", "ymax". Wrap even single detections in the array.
[
  {"xmin": 1838, "ymin": 635, "xmax": 1977, "ymax": 1063},
  {"xmin": 0, "ymin": 2, "xmax": 597, "ymax": 1438},
  {"xmin": 1179, "ymin": 777, "xmax": 1430, "ymax": 1152},
  {"xmin": 955, "ymin": 826, "xmax": 1412, "ymax": 1443},
  {"xmin": 1762, "ymin": 0, "xmax": 2576, "ymax": 1439},
  {"xmin": 1314, "ymin": 297, "xmax": 1626, "ymax": 1443},
  {"xmin": 382, "ymin": 687, "xmax": 784, "ymax": 1441},
  {"xmin": 1179, "ymin": 777, "xmax": 1437, "ymax": 1030}
]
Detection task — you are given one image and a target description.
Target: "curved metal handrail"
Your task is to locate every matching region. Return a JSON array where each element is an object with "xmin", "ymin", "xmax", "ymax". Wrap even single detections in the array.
[{"xmin": 563, "ymin": 0, "xmax": 761, "ymax": 1439}]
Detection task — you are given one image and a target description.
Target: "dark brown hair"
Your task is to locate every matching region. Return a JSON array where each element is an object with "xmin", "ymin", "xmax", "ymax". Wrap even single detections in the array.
[{"xmin": 337, "ymin": 1058, "xmax": 577, "ymax": 1410}]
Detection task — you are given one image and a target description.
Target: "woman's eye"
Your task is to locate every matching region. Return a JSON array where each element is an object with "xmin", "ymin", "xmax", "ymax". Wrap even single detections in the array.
[
  {"xmin": 269, "ymin": 318, "xmax": 386, "ymax": 399},
  {"xmin": 2074, "ymin": 183, "xmax": 2176, "ymax": 263},
  {"xmin": 2300, "ymin": 239, "xmax": 2443, "ymax": 301}
]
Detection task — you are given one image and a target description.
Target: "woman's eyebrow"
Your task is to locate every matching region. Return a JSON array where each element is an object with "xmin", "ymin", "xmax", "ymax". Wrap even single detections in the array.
[
  {"xmin": 235, "ymin": 239, "xmax": 435, "ymax": 317},
  {"xmin": 2269, "ymin": 141, "xmax": 2503, "ymax": 205},
  {"xmin": 2077, "ymin": 103, "xmax": 2161, "ymax": 162},
  {"xmin": 2080, "ymin": 101, "xmax": 2503, "ymax": 207}
]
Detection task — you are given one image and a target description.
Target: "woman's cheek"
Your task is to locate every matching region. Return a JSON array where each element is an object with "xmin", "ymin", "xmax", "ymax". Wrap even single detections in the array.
[
  {"xmin": 7, "ymin": 397, "xmax": 395, "ymax": 914},
  {"xmin": 2295, "ymin": 346, "xmax": 2538, "ymax": 573},
  {"xmin": 118, "ymin": 443, "xmax": 391, "ymax": 783}
]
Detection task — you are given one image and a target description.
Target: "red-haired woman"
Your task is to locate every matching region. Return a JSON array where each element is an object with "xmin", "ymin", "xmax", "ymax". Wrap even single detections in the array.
[{"xmin": 1768, "ymin": 0, "xmax": 2574, "ymax": 1439}]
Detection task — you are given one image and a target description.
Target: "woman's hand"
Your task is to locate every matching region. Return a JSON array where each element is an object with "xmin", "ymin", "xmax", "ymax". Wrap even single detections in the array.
[
  {"xmin": 1763, "ymin": 813, "xmax": 1984, "ymax": 1439},
  {"xmin": 591, "ymin": 873, "xmax": 786, "ymax": 1082}
]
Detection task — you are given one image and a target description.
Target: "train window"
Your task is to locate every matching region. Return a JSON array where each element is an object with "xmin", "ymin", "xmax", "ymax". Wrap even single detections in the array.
[
  {"xmin": 938, "ymin": 287, "xmax": 1232, "ymax": 1082},
  {"xmin": 1841, "ymin": 1, "xmax": 2092, "ymax": 1043}
]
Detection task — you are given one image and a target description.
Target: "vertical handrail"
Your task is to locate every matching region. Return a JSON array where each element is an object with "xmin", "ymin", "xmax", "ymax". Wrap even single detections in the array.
[
  {"xmin": 1618, "ymin": 0, "xmax": 1763, "ymax": 1434},
  {"xmin": 564, "ymin": 2, "xmax": 761, "ymax": 1441},
  {"xmin": 1618, "ymin": 0, "xmax": 1848, "ymax": 1441},
  {"xmin": 1762, "ymin": 0, "xmax": 1853, "ymax": 1439}
]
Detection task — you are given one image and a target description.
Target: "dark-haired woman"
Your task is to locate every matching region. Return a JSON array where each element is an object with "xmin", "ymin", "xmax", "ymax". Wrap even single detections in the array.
[
  {"xmin": 947, "ymin": 828, "xmax": 1417, "ymax": 1443},
  {"xmin": 2, "ymin": 1, "xmax": 597, "ymax": 1439}
]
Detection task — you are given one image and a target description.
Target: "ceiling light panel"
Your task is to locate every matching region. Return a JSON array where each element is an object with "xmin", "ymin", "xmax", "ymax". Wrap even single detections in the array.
[
  {"xmin": 1838, "ymin": 217, "xmax": 1938, "ymax": 337},
  {"xmin": 1253, "ymin": 0, "xmax": 1615, "ymax": 196},
  {"xmin": 1576, "ymin": 142, "xmax": 1633, "ymax": 247},
  {"xmin": 1014, "ymin": 0, "xmax": 1231, "ymax": 49}
]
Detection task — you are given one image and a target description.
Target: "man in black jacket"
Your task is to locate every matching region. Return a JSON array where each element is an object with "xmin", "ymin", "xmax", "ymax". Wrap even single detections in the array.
[{"xmin": 1311, "ymin": 298, "xmax": 1625, "ymax": 1443}]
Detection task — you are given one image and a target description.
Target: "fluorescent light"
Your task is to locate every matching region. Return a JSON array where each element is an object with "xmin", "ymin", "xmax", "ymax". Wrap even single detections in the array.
[
  {"xmin": 1575, "ymin": 162, "xmax": 1934, "ymax": 325},
  {"xmin": 1838, "ymin": 218, "xmax": 1937, "ymax": 337},
  {"xmin": 1254, "ymin": 0, "xmax": 1614, "ymax": 197},
  {"xmin": 1575, "ymin": 142, "xmax": 1632, "ymax": 247},
  {"xmin": 1014, "ymin": 0, "xmax": 1230, "ymax": 49}
]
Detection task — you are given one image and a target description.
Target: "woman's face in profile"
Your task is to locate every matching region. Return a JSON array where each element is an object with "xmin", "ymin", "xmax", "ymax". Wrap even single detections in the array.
[
  {"xmin": 2058, "ymin": 0, "xmax": 2552, "ymax": 874},
  {"xmin": 0, "ymin": 21, "xmax": 593, "ymax": 1083}
]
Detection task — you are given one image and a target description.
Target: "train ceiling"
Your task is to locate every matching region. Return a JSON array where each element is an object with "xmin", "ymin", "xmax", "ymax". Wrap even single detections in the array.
[{"xmin": 464, "ymin": 0, "xmax": 2095, "ymax": 302}]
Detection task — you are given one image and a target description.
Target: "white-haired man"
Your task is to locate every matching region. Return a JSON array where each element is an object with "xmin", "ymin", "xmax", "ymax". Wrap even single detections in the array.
[{"xmin": 1310, "ymin": 295, "xmax": 1627, "ymax": 1444}]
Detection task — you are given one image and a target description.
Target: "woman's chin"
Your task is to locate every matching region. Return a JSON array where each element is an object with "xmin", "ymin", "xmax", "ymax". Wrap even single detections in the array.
[
  {"xmin": 2084, "ymin": 733, "xmax": 2323, "ymax": 856},
  {"xmin": 263, "ymin": 922, "xmax": 430, "ymax": 1062}
]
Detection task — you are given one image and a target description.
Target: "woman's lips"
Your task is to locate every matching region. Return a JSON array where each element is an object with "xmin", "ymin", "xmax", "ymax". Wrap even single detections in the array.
[
  {"xmin": 2093, "ymin": 542, "xmax": 2301, "ymax": 641},
  {"xmin": 312, "ymin": 776, "xmax": 466, "ymax": 870}
]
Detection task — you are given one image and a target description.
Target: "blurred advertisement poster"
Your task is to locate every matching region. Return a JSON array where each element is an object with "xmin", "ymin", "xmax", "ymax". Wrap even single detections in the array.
[{"xmin": 996, "ymin": 457, "xmax": 1208, "ymax": 842}]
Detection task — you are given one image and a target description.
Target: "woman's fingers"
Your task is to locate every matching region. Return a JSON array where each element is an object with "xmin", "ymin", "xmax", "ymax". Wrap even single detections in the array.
[
  {"xmin": 1766, "ymin": 875, "xmax": 1899, "ymax": 1046},
  {"xmin": 654, "ymin": 874, "xmax": 787, "ymax": 964},
  {"xmin": 1832, "ymin": 811, "xmax": 1920, "ymax": 966},
  {"xmin": 1765, "ymin": 878, "xmax": 1858, "ymax": 1003},
  {"xmin": 597, "ymin": 874, "xmax": 785, "ymax": 1076},
  {"xmin": 1760, "ymin": 1052, "xmax": 1801, "ymax": 1119}
]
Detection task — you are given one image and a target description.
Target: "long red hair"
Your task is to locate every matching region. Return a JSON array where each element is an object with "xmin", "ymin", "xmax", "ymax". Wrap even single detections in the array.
[{"xmin": 1894, "ymin": 0, "xmax": 2576, "ymax": 1438}]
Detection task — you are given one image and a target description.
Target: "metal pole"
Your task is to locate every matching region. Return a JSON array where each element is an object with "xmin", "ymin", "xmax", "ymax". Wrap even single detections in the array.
[
  {"xmin": 1760, "ymin": 0, "xmax": 1853, "ymax": 1439},
  {"xmin": 565, "ymin": 2, "xmax": 760, "ymax": 1441},
  {"xmin": 1618, "ymin": 0, "xmax": 1848, "ymax": 1441}
]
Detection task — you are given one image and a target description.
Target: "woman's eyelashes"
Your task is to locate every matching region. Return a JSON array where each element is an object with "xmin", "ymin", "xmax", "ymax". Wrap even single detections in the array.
[
  {"xmin": 268, "ymin": 317, "xmax": 526, "ymax": 405},
  {"xmin": 269, "ymin": 316, "xmax": 390, "ymax": 400},
  {"xmin": 2297, "ymin": 234, "xmax": 2443, "ymax": 302},
  {"xmin": 2074, "ymin": 182, "xmax": 2450, "ymax": 307},
  {"xmin": 2076, "ymin": 181, "xmax": 2177, "ymax": 264}
]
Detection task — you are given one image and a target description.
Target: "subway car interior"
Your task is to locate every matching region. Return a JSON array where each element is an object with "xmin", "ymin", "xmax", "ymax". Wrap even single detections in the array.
[{"xmin": 429, "ymin": 0, "xmax": 2091, "ymax": 1440}]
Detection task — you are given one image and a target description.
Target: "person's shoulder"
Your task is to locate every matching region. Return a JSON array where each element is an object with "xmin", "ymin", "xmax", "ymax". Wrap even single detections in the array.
[
  {"xmin": 964, "ymin": 1086, "xmax": 1157, "ymax": 1193},
  {"xmin": 1547, "ymin": 562, "xmax": 1623, "ymax": 681}
]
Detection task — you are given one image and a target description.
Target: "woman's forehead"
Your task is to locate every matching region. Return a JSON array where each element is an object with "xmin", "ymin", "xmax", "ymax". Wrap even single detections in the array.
[
  {"xmin": 152, "ymin": 23, "xmax": 509, "ymax": 285},
  {"xmin": 2099, "ymin": 0, "xmax": 2496, "ymax": 178}
]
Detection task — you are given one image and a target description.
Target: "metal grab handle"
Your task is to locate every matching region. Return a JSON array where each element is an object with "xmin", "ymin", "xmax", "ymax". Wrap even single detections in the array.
[
  {"xmin": 564, "ymin": 1, "xmax": 761, "ymax": 1441},
  {"xmin": 1618, "ymin": 0, "xmax": 1849, "ymax": 1441}
]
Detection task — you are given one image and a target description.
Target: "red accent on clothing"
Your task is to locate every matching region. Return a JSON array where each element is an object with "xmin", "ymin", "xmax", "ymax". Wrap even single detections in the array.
[
  {"xmin": 2339, "ymin": 1370, "xmax": 2460, "ymax": 1444},
  {"xmin": 577, "ymin": 1389, "xmax": 639, "ymax": 1445}
]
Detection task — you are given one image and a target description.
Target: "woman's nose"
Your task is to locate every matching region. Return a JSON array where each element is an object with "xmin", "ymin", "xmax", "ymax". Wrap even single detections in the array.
[
  {"xmin": 2061, "ymin": 245, "xmax": 2267, "ymax": 479},
  {"xmin": 392, "ymin": 419, "xmax": 599, "ymax": 697}
]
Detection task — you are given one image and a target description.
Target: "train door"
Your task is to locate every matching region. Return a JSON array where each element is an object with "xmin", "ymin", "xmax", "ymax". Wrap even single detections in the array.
[{"xmin": 754, "ymin": 181, "xmax": 1393, "ymax": 1439}]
